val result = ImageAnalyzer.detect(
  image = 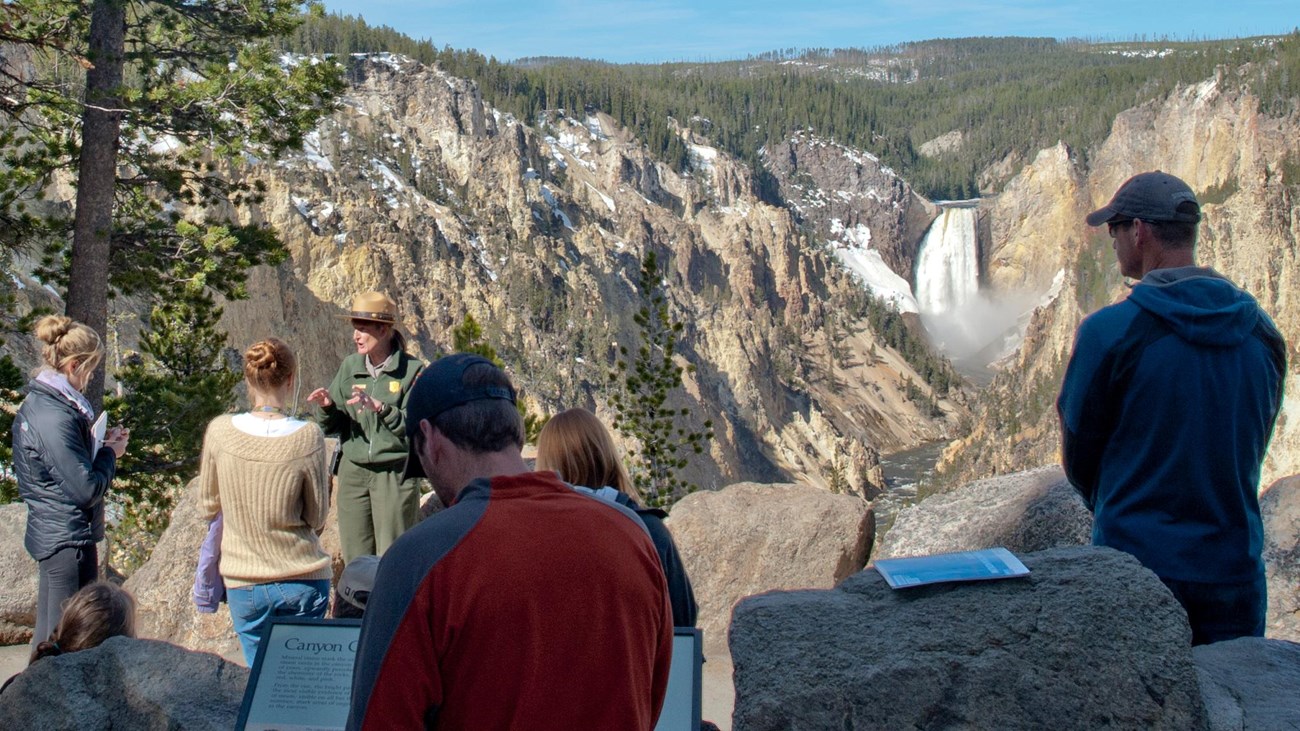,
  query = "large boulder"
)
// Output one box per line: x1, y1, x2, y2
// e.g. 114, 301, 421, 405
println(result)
0, 637, 247, 729
877, 465, 1091, 559
0, 504, 37, 643
667, 482, 873, 657
123, 480, 242, 657
1260, 474, 1300, 642
1195, 637, 1300, 731
730, 546, 1207, 730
